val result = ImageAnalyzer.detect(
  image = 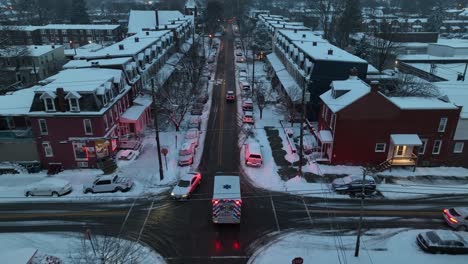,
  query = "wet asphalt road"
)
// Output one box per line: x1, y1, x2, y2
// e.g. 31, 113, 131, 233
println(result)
0, 25, 467, 264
